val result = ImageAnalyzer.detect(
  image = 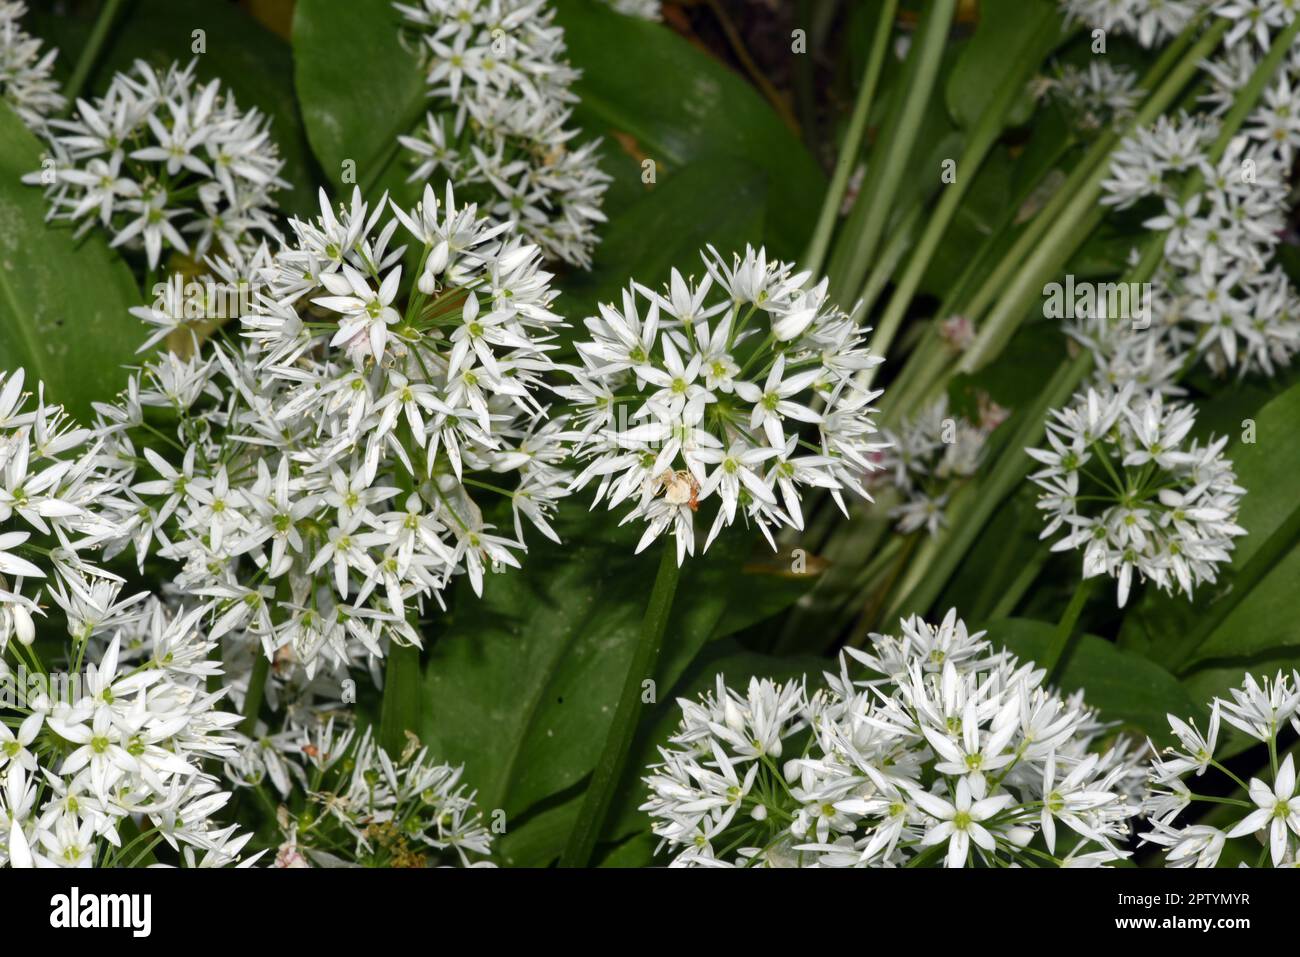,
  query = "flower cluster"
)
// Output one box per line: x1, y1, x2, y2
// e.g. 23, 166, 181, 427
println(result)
89, 184, 571, 677
27, 59, 286, 269
1143, 671, 1300, 867
393, 0, 610, 267
1027, 385, 1245, 607
643, 611, 1144, 867
1083, 25, 1300, 383
873, 394, 1006, 537
1045, 61, 1139, 133
561, 247, 887, 563
0, 371, 253, 868
0, 1, 62, 135
601, 0, 662, 18
265, 728, 493, 868
1059, 0, 1204, 49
